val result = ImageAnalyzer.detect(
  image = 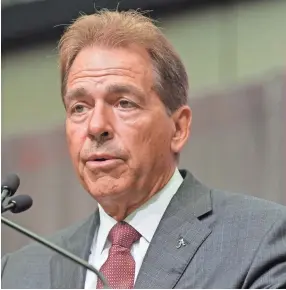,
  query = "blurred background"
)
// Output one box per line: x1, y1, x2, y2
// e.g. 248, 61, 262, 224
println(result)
2, 0, 286, 254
